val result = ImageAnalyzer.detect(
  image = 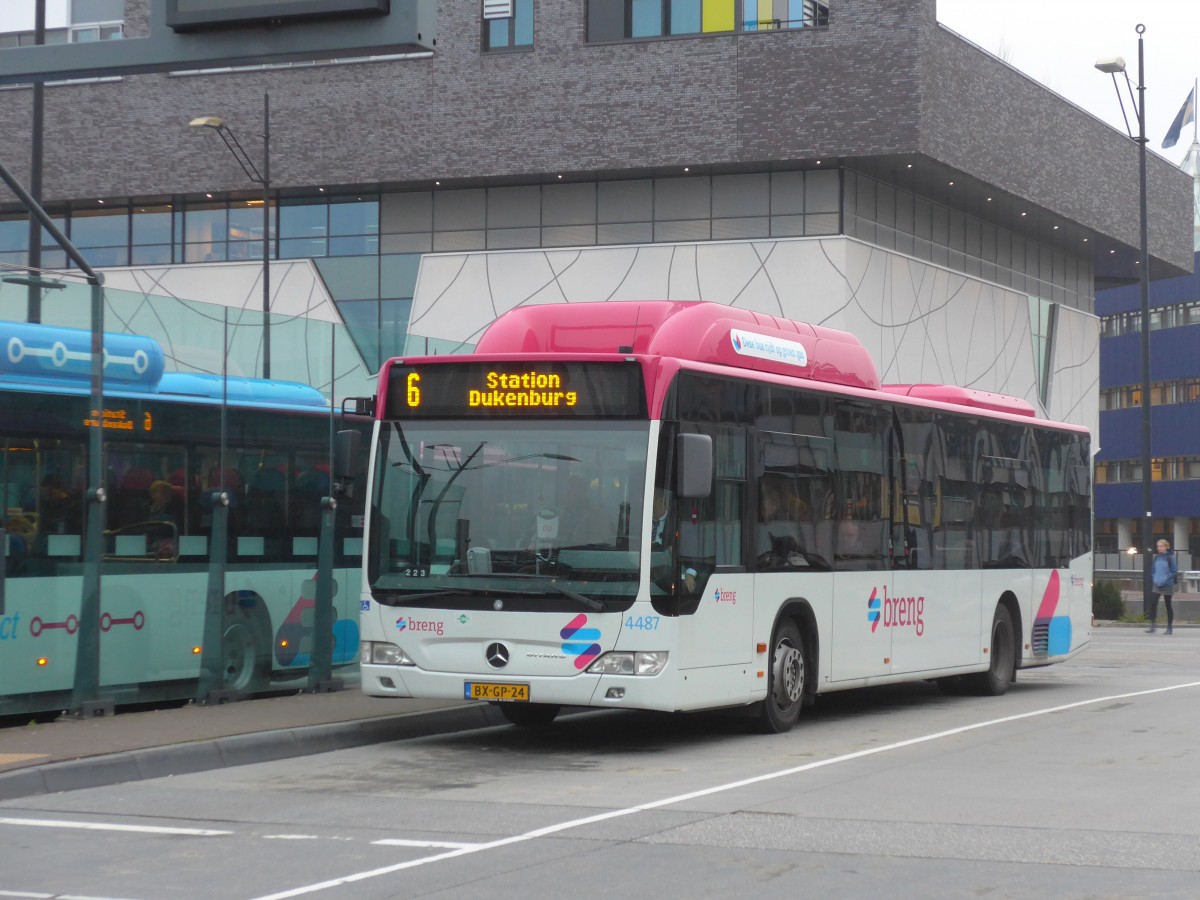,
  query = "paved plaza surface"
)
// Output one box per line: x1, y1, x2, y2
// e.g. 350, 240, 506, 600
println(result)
0, 622, 1191, 800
